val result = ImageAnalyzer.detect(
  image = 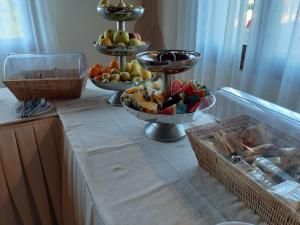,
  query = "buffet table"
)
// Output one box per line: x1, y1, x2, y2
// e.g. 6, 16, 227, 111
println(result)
0, 84, 267, 225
